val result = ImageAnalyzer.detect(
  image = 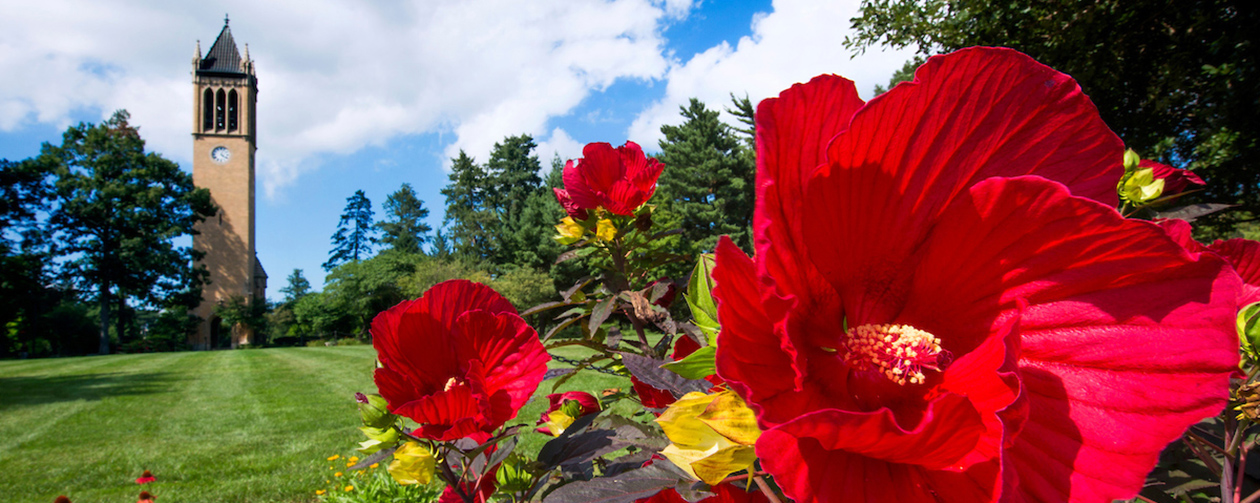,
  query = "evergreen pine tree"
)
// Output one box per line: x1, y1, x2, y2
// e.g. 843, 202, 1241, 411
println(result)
376, 183, 431, 255
279, 269, 311, 304
656, 99, 755, 255
323, 190, 376, 271
441, 151, 496, 262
